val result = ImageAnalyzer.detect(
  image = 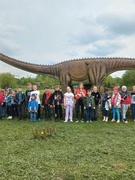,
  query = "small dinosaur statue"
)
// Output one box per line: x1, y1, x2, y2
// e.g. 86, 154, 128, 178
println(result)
0, 53, 135, 91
